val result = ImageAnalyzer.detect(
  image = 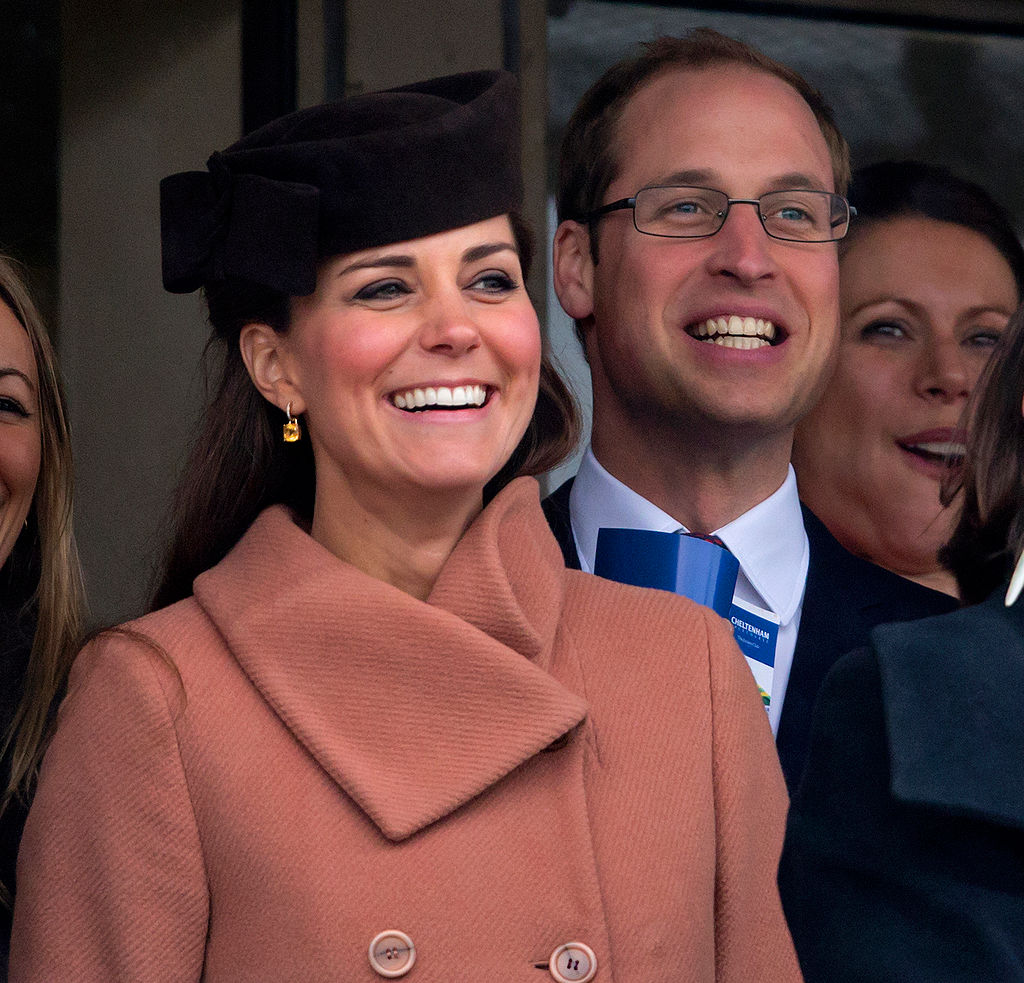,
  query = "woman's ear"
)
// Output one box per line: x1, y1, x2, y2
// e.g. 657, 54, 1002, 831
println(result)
238, 323, 305, 415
